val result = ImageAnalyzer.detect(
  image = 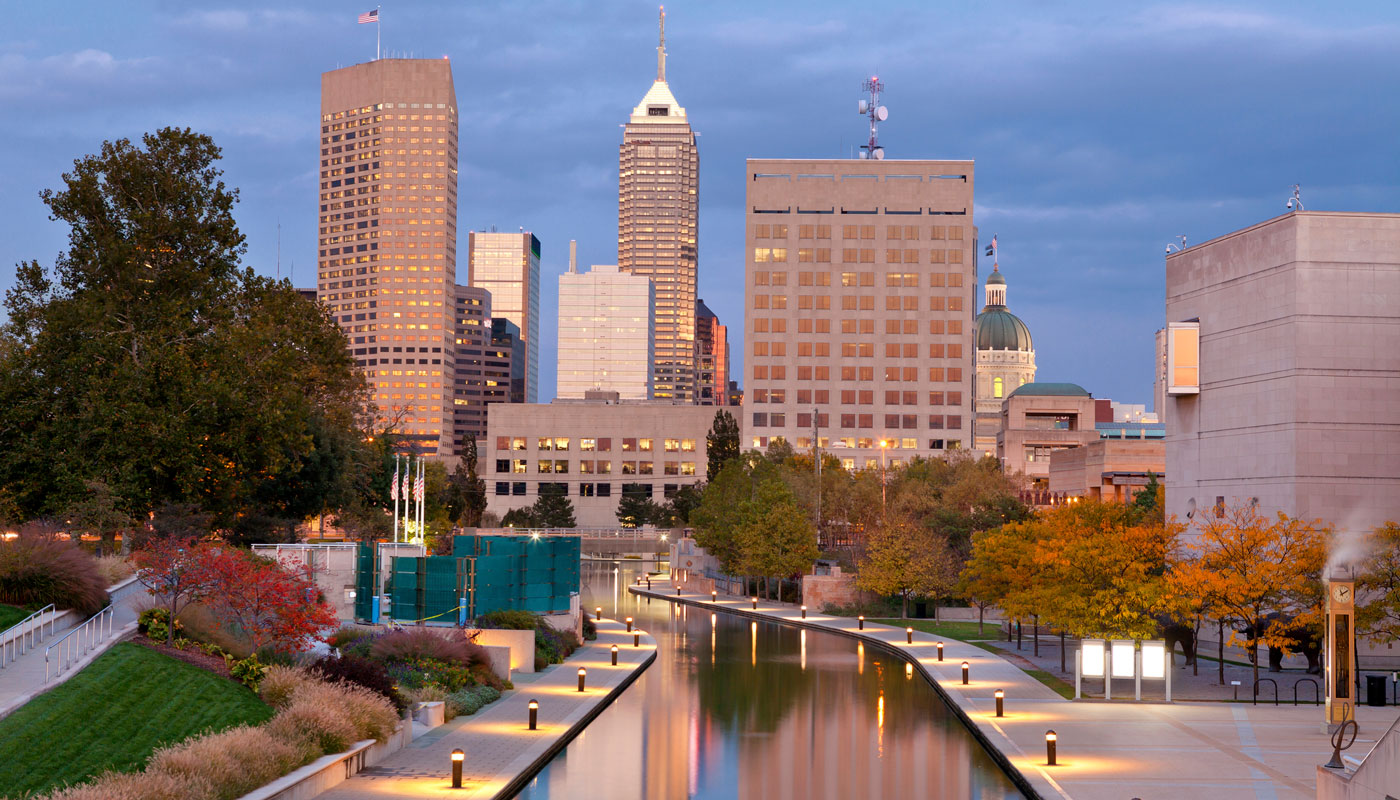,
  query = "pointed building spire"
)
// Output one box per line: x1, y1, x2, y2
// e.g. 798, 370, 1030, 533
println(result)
657, 6, 667, 81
